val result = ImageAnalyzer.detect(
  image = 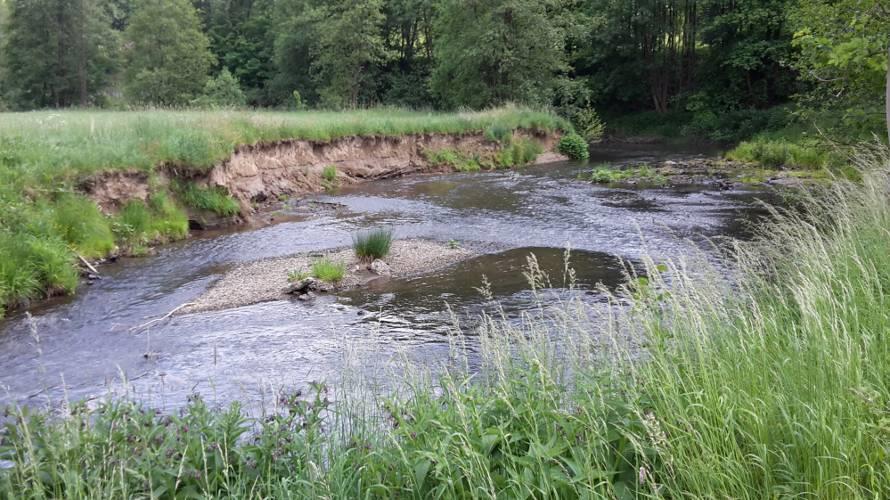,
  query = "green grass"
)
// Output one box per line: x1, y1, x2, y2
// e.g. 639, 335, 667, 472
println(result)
287, 267, 311, 283
322, 165, 337, 182
585, 164, 668, 186
352, 228, 394, 262
113, 195, 189, 252
174, 181, 240, 217
310, 258, 346, 283
423, 138, 542, 172
422, 148, 482, 172
3, 151, 890, 496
